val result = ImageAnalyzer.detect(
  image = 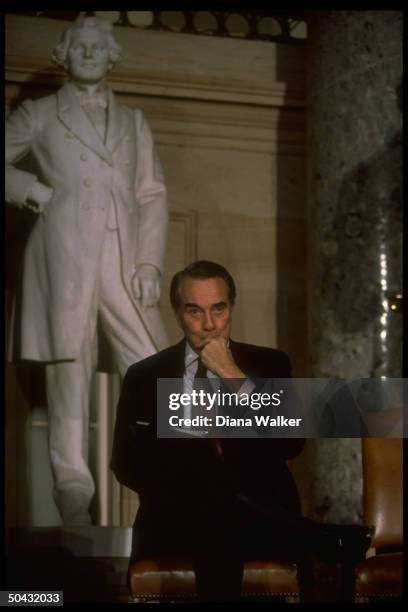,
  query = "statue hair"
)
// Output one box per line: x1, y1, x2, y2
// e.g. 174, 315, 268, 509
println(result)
51, 15, 122, 67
